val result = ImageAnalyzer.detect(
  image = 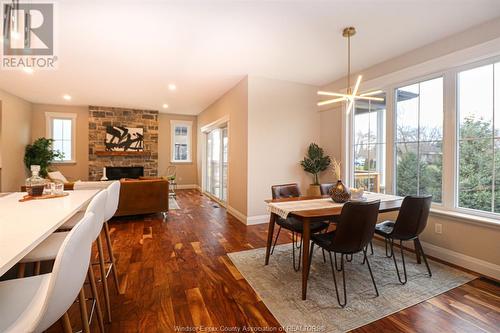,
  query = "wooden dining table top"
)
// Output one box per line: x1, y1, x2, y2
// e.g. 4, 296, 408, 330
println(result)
265, 194, 403, 218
